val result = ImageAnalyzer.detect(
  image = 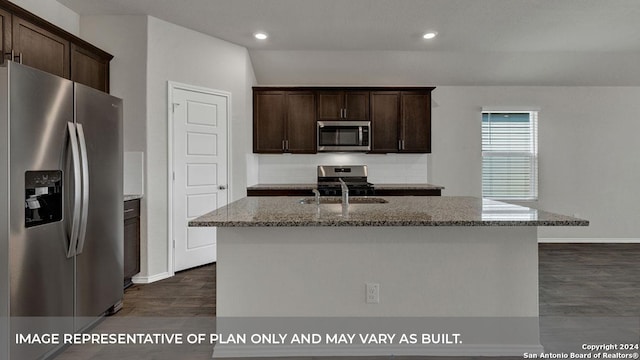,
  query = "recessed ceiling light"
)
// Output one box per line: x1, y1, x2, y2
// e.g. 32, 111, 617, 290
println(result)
254, 32, 268, 40
423, 32, 438, 40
